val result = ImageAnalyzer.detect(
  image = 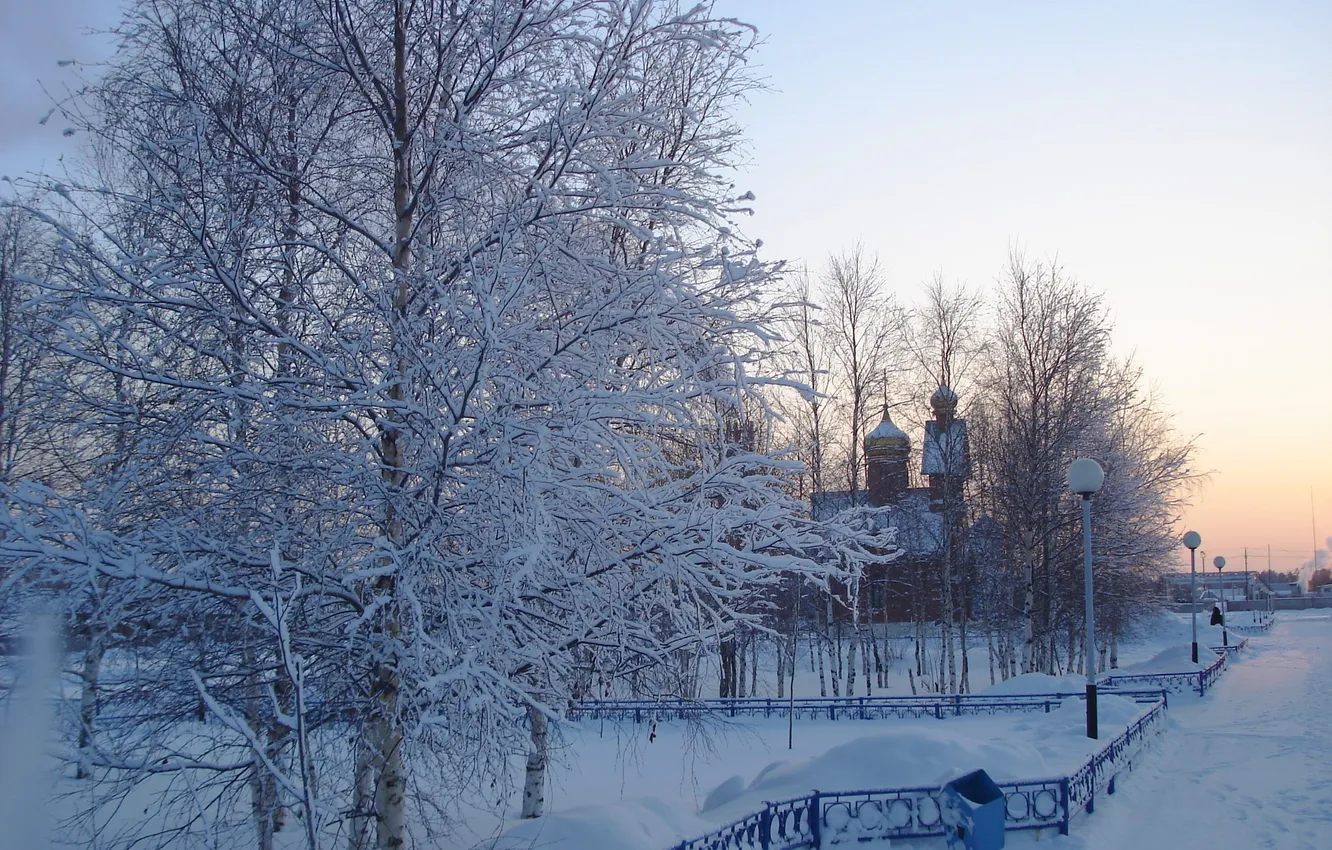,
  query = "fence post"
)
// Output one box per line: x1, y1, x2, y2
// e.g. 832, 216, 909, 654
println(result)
760, 802, 772, 850
809, 791, 821, 846
1058, 779, 1070, 835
